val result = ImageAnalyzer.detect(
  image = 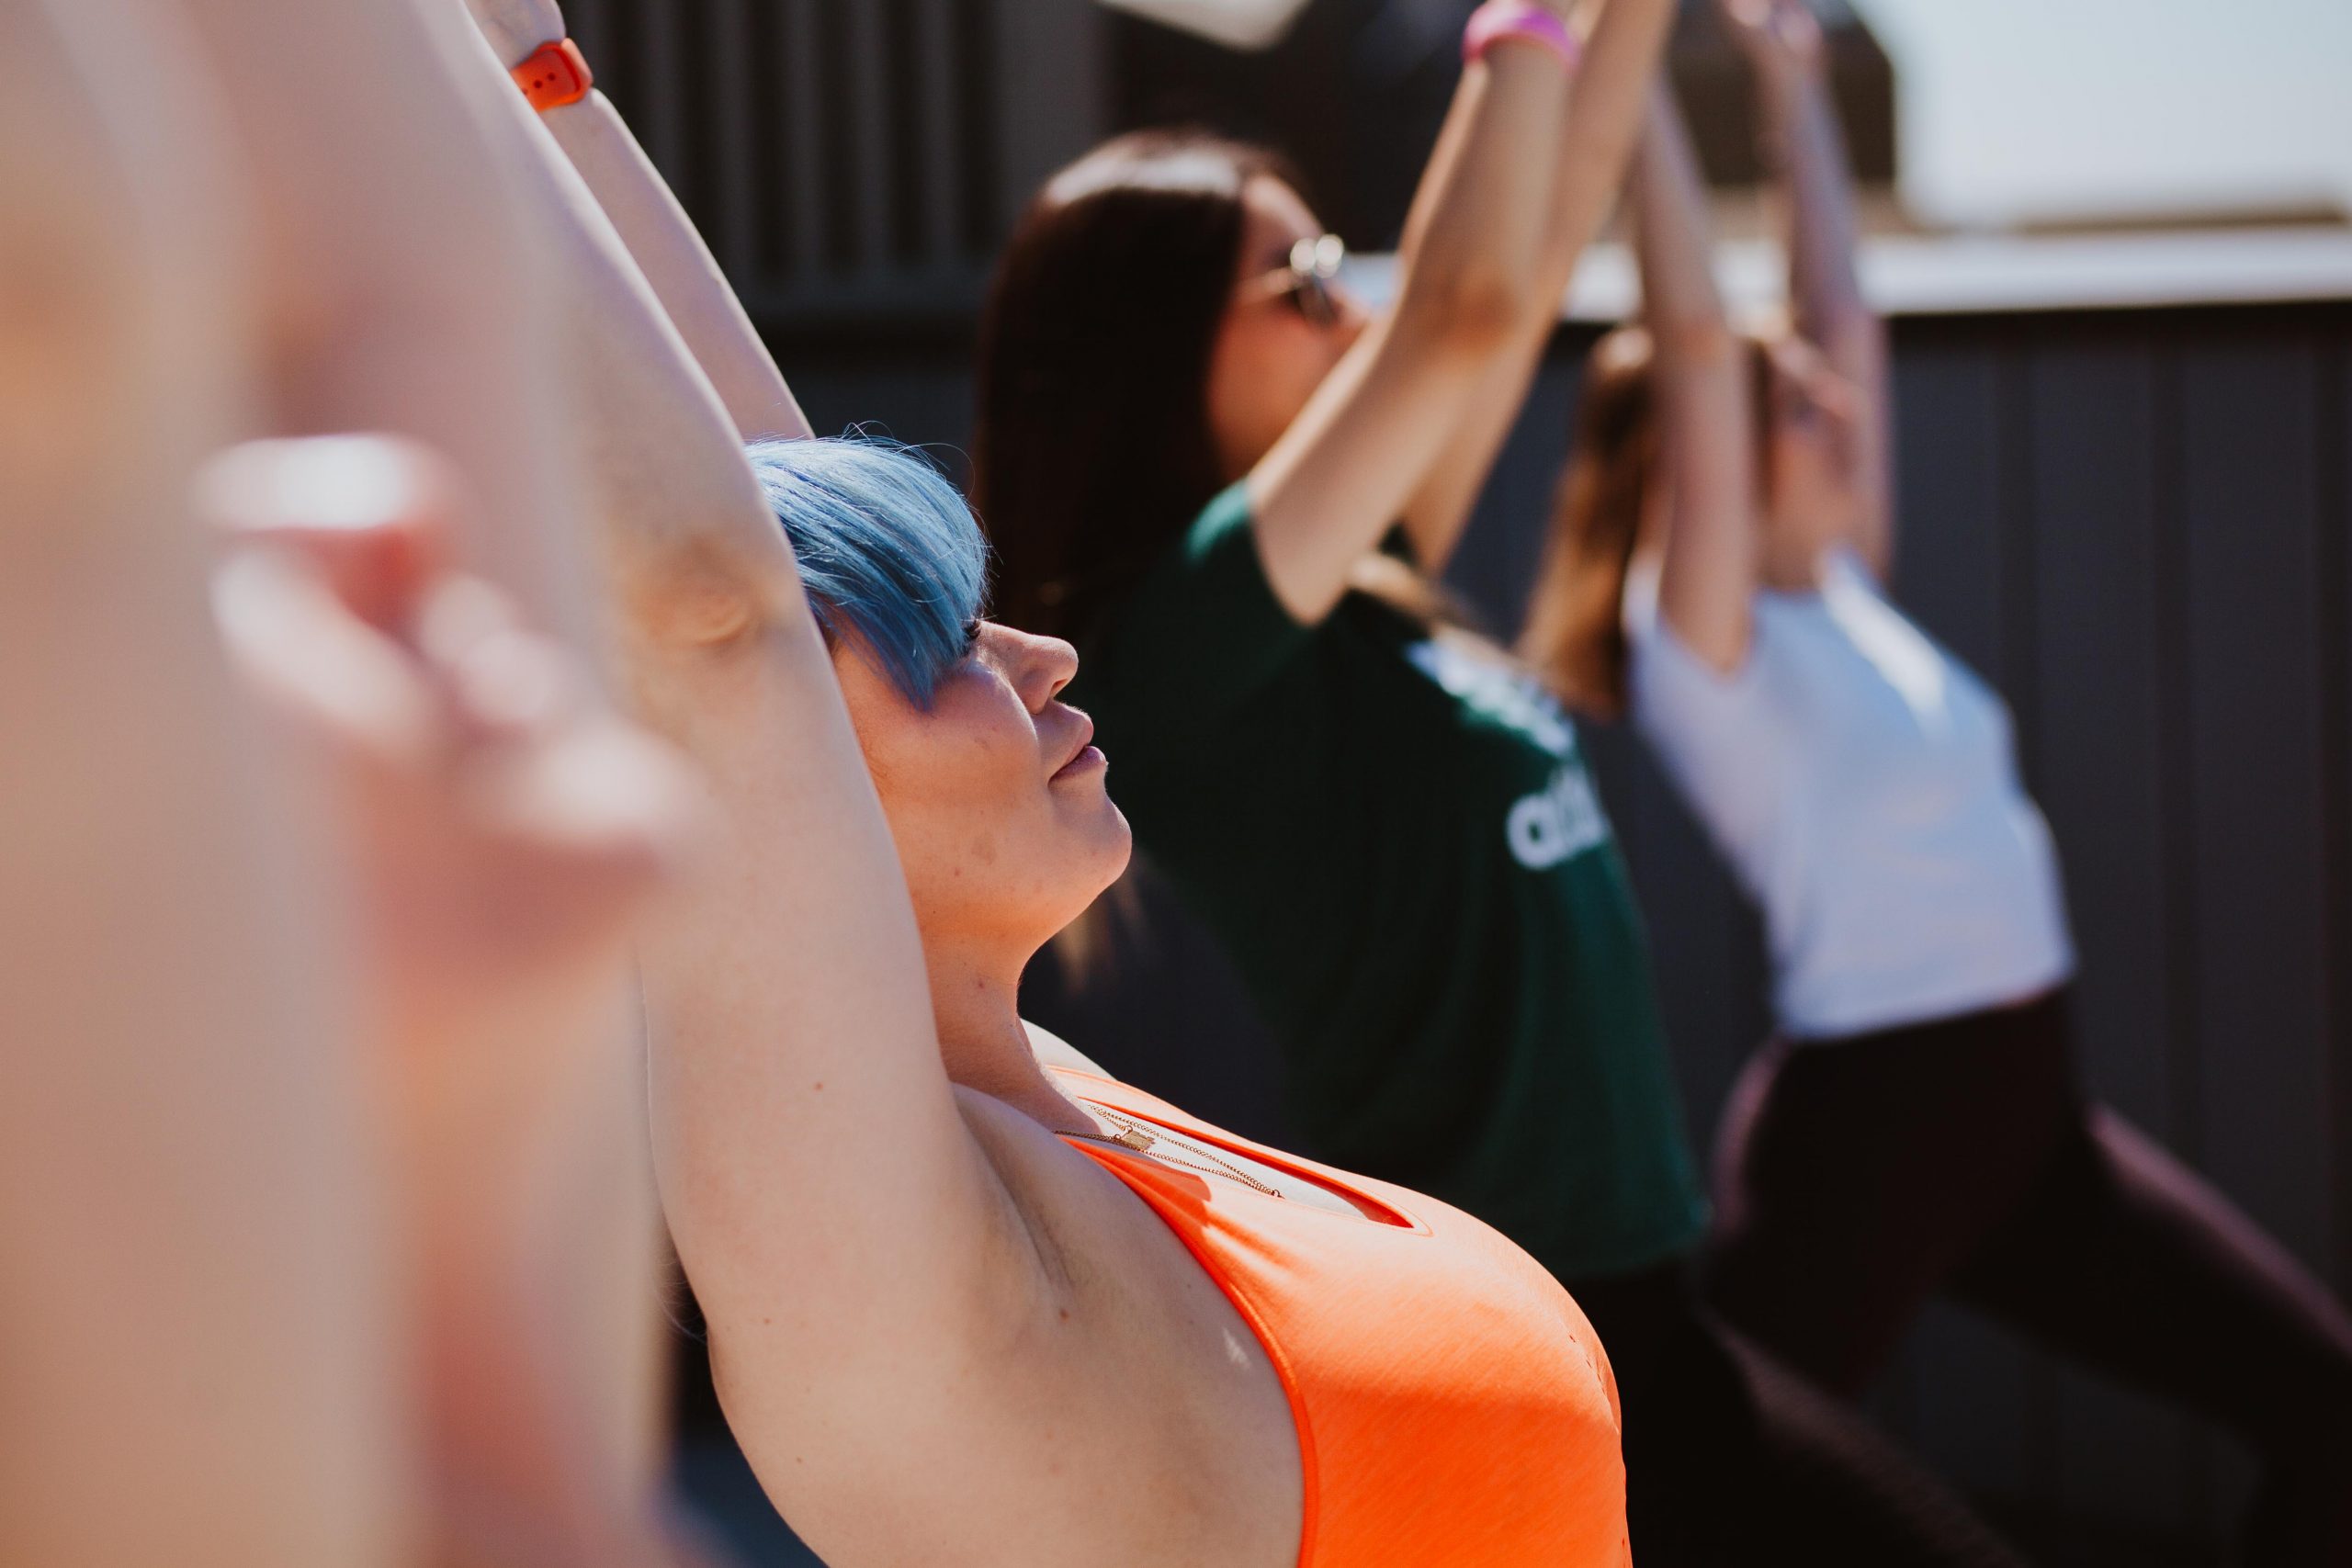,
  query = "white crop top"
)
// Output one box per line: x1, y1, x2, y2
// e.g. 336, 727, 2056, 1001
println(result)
1626, 552, 2074, 1039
